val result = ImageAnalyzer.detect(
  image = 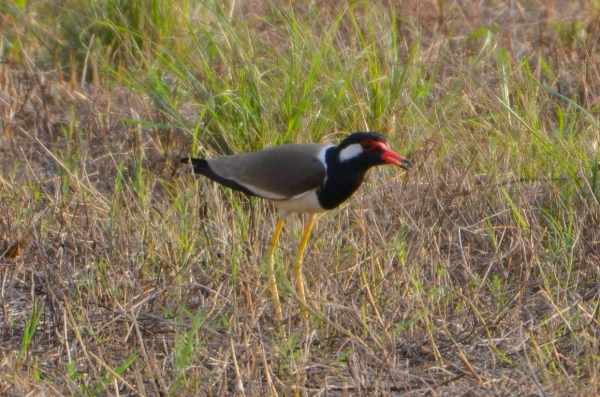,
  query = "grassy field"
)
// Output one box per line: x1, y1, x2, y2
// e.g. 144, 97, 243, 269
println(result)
1, 0, 600, 395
